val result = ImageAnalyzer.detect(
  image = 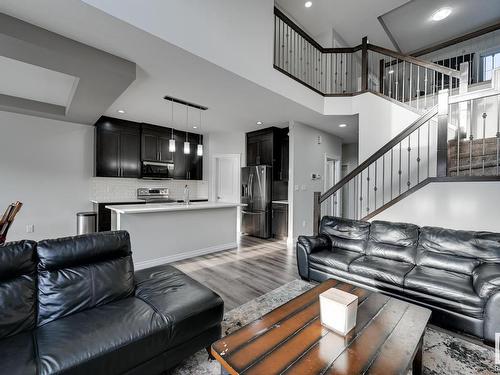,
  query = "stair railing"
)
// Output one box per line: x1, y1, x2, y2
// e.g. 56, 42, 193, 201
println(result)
313, 66, 500, 233
274, 7, 460, 111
